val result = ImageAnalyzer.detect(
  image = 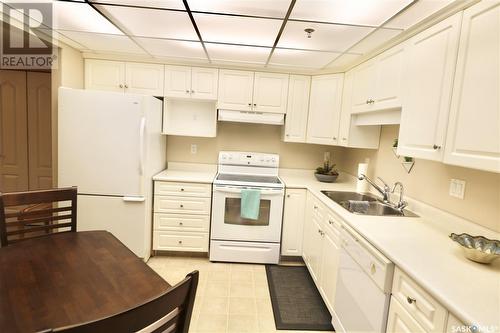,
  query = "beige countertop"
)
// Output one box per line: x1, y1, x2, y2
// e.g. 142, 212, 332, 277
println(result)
279, 168, 500, 330
153, 162, 217, 184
